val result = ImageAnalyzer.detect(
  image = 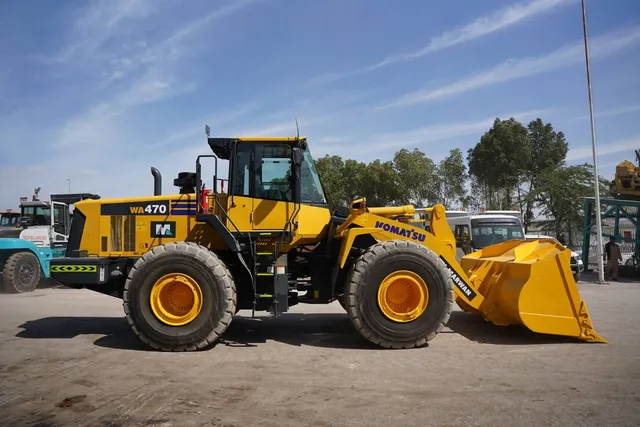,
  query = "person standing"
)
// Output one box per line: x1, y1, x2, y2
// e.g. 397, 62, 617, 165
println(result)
604, 236, 623, 281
